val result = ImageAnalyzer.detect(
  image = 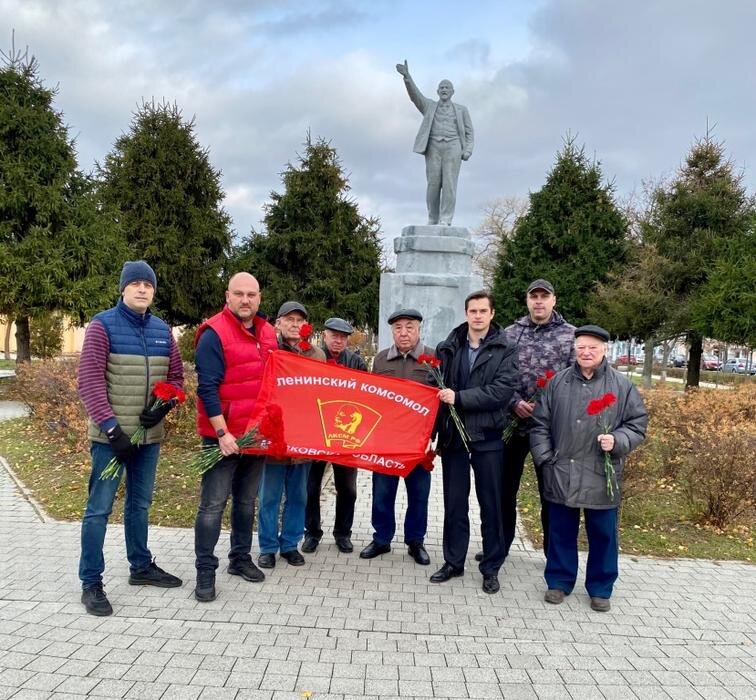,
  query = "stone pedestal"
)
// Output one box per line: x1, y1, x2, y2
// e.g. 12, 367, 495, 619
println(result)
378, 225, 483, 350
